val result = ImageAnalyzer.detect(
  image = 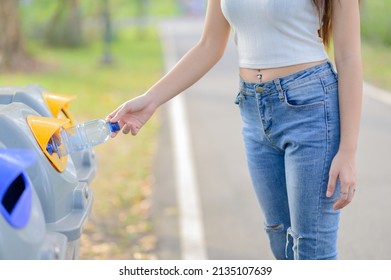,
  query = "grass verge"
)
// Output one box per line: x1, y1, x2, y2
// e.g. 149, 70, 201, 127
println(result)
362, 41, 391, 92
